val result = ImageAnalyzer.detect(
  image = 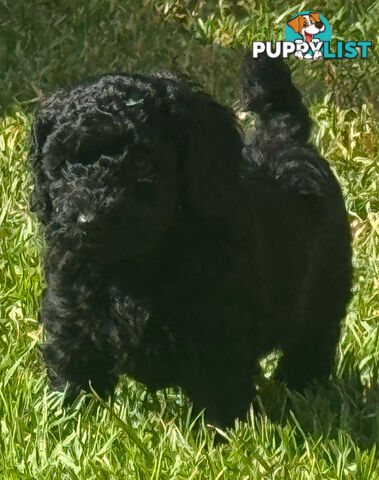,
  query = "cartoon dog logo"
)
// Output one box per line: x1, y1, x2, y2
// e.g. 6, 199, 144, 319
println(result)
287, 12, 326, 60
